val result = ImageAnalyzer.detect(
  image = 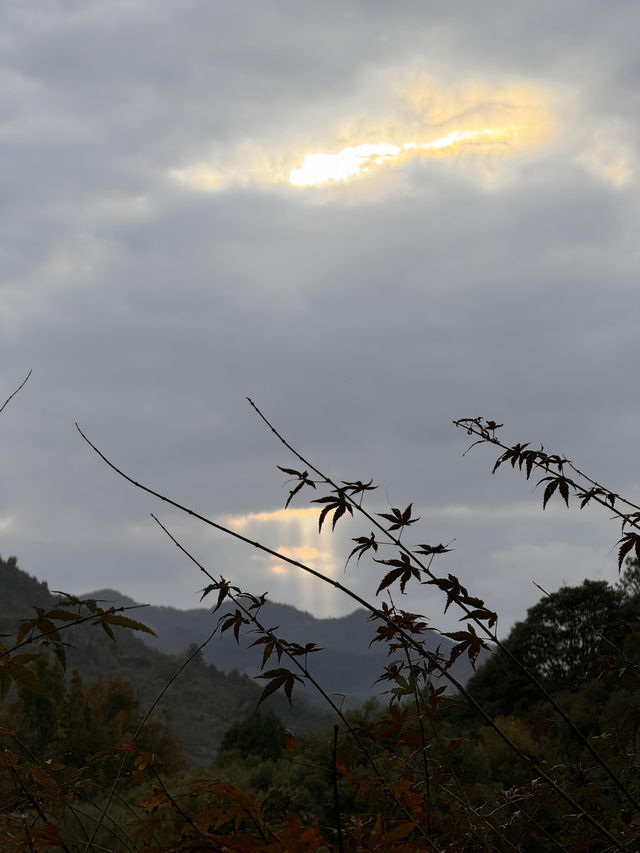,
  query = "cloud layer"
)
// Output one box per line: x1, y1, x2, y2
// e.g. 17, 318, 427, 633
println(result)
1, 2, 639, 636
